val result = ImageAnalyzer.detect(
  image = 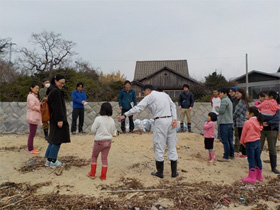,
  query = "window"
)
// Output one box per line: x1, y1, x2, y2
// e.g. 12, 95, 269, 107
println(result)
251, 86, 260, 99
249, 84, 280, 99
